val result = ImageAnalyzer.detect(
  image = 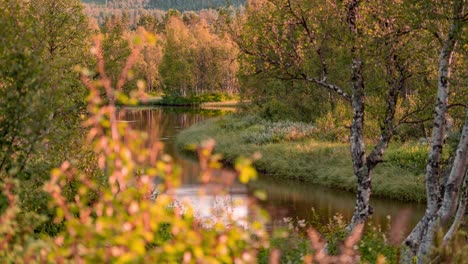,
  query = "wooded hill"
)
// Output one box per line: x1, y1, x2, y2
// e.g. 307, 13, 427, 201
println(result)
81, 0, 245, 11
